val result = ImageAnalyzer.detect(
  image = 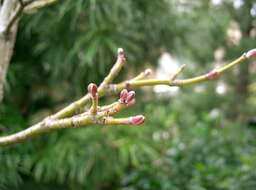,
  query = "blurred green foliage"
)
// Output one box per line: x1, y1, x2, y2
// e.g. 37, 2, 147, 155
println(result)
1, 0, 256, 189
